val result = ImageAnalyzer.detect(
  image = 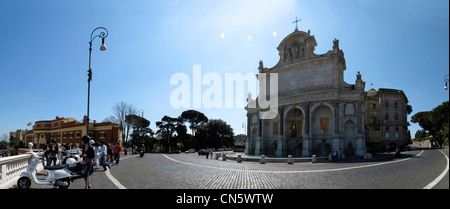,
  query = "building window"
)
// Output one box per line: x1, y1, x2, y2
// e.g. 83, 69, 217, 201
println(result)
57, 133, 61, 139
40, 134, 45, 139
385, 114, 389, 120
63, 133, 67, 138
395, 102, 398, 109
321, 118, 328, 133
385, 101, 389, 108
372, 104, 376, 110
395, 114, 399, 120
69, 132, 74, 138
395, 132, 399, 140
371, 117, 376, 124
99, 132, 106, 138
76, 132, 81, 138
273, 122, 278, 136
385, 132, 390, 140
